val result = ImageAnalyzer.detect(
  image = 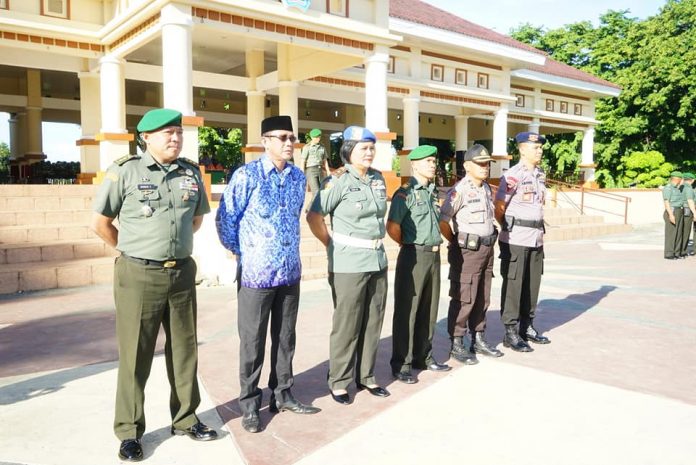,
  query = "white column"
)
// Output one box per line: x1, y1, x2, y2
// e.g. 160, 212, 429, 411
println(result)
245, 90, 266, 163
8, 113, 19, 159
580, 126, 596, 184
400, 94, 419, 176
25, 69, 44, 157
491, 106, 509, 178
98, 55, 130, 170
528, 118, 540, 134
365, 46, 391, 171
160, 3, 193, 116
454, 115, 469, 151
78, 71, 102, 174
278, 81, 299, 134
